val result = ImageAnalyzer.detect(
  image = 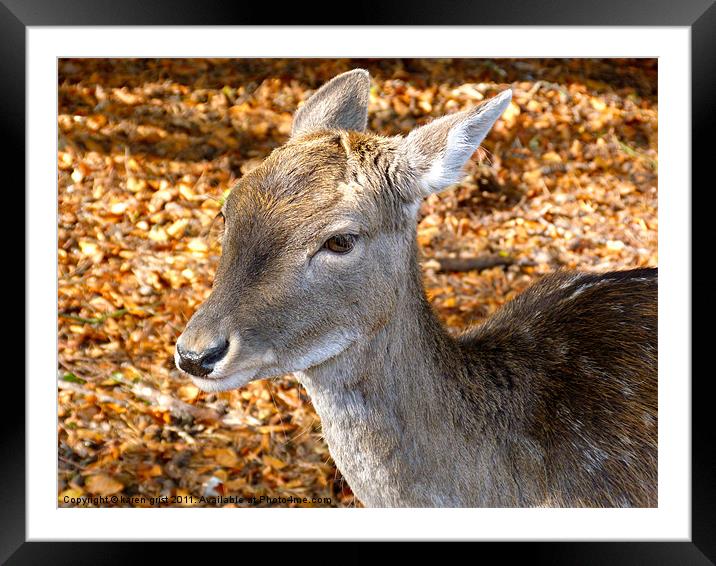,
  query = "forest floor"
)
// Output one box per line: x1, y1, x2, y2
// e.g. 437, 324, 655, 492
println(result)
58, 58, 658, 507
